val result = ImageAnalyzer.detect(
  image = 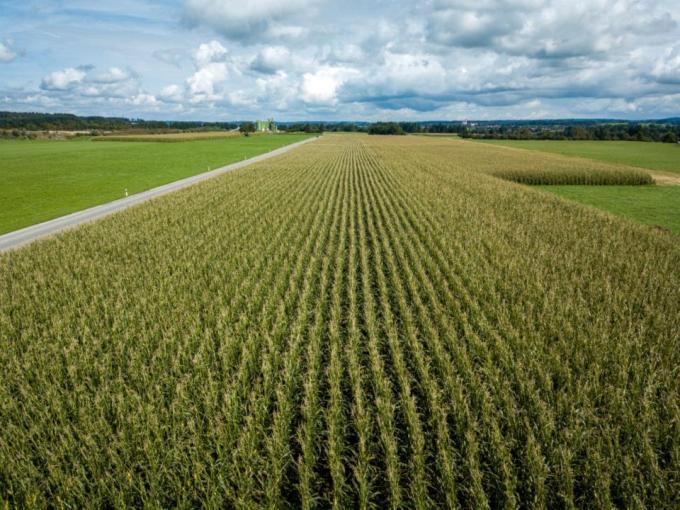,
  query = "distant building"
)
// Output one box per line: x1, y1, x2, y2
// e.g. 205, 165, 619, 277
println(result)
256, 118, 277, 132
